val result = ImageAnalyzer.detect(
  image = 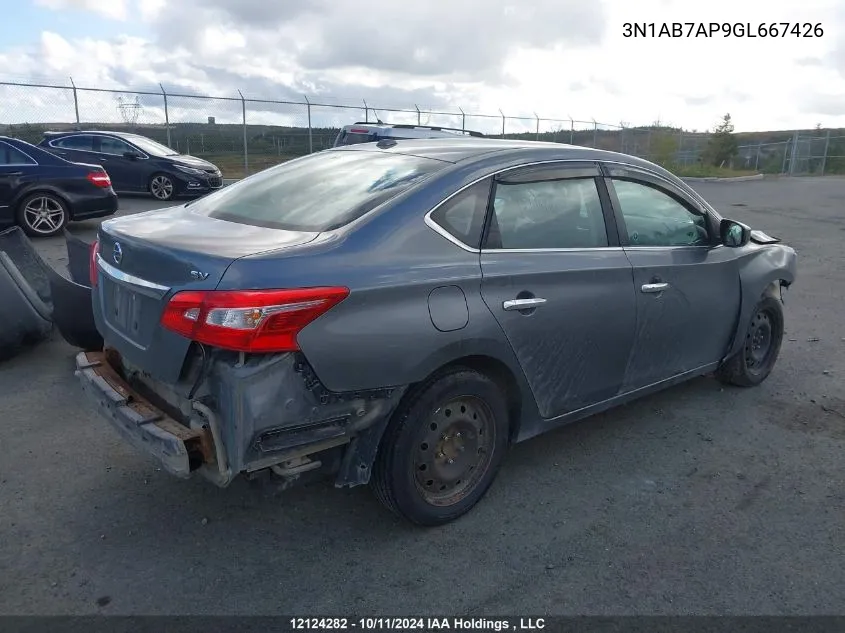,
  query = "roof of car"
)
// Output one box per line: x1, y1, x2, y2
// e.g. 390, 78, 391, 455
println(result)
332, 137, 666, 173
43, 130, 139, 138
